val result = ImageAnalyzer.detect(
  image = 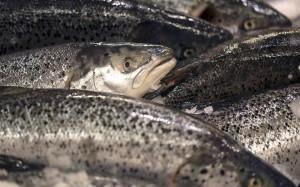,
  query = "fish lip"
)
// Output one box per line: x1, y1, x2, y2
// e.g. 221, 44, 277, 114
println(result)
146, 56, 177, 89
149, 54, 175, 73
132, 54, 176, 90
